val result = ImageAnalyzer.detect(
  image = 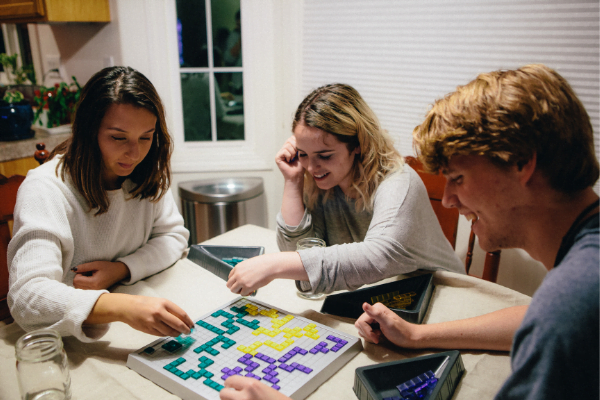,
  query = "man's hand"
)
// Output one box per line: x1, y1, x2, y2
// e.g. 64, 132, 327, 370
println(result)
355, 302, 419, 347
